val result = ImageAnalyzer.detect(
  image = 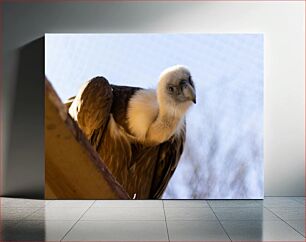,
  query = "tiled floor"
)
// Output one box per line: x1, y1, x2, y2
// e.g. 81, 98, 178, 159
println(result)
0, 197, 304, 241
